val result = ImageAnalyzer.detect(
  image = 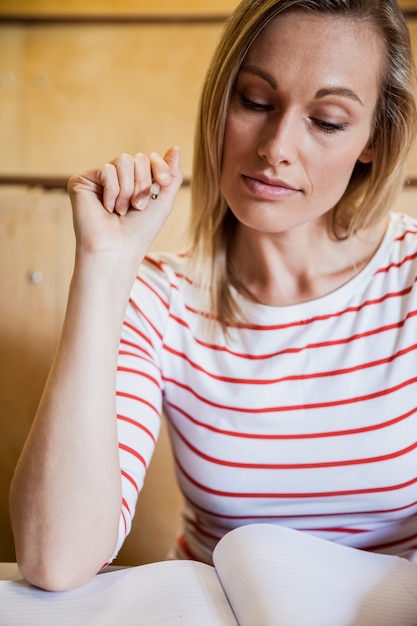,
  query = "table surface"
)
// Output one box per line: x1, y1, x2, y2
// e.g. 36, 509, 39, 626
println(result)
0, 562, 21, 581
